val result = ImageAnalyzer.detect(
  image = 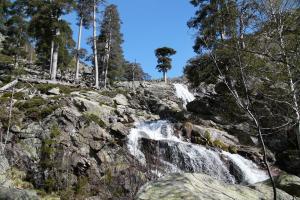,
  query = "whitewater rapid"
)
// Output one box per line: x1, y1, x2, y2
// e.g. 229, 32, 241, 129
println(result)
173, 83, 195, 108
127, 120, 269, 184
